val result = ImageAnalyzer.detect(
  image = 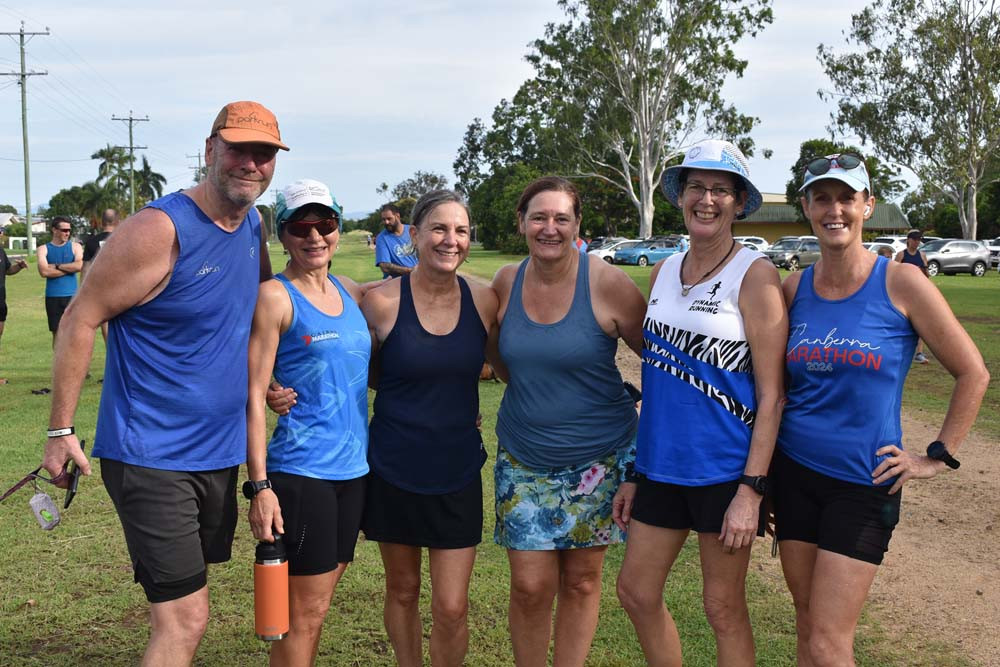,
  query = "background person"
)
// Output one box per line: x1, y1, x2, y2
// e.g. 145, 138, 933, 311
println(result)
0, 227, 29, 384
374, 203, 419, 278
894, 229, 931, 364
81, 208, 118, 343
41, 100, 286, 667
247, 179, 369, 667
490, 176, 646, 666
774, 153, 988, 666
36, 217, 83, 346
360, 190, 500, 667
613, 140, 787, 667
